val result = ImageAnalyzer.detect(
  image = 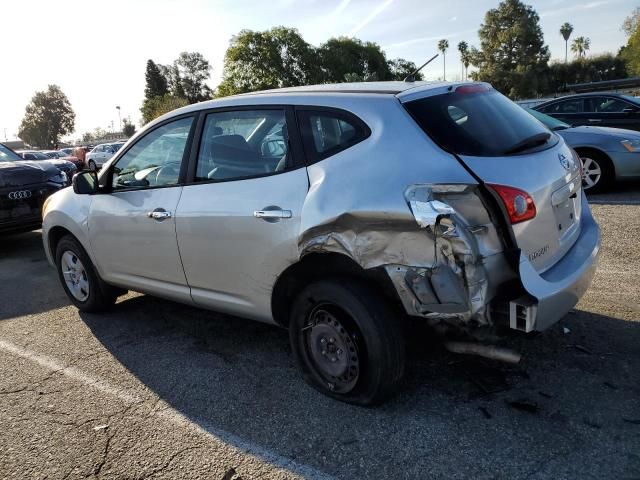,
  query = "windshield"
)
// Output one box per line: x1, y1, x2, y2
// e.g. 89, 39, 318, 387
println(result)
0, 144, 22, 162
28, 152, 51, 160
405, 86, 555, 156
525, 107, 570, 130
